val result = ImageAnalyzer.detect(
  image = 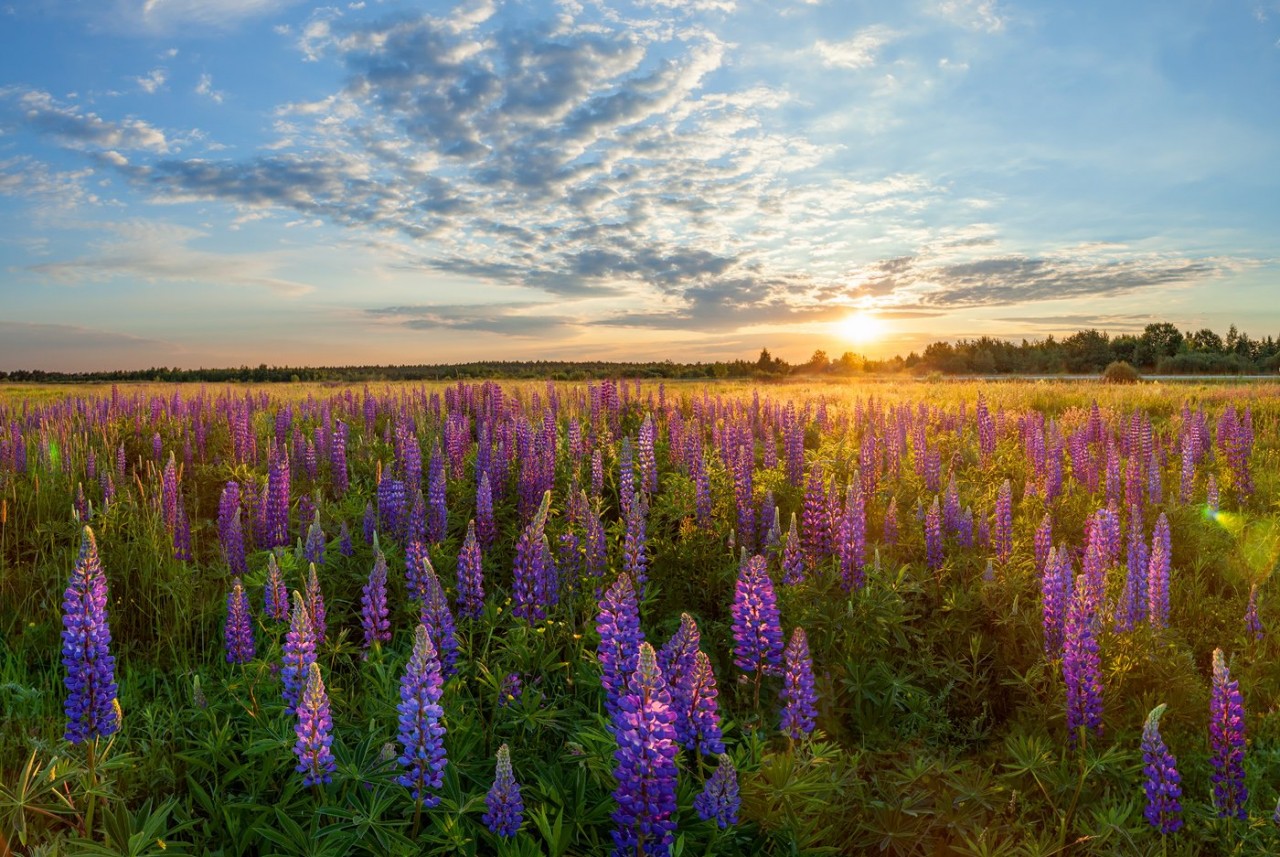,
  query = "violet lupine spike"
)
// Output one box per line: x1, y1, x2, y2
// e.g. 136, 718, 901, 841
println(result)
362, 501, 376, 545
405, 540, 431, 603
267, 450, 291, 548
1116, 521, 1149, 633
780, 627, 818, 740
597, 573, 644, 721
801, 465, 831, 572
1034, 512, 1052, 574
732, 554, 784, 679
1209, 648, 1248, 820
406, 489, 427, 548
62, 526, 119, 744
1141, 704, 1182, 834
483, 743, 523, 838
173, 504, 192, 562
1147, 535, 1171, 630
609, 641, 679, 857
512, 491, 554, 622
338, 520, 353, 558
456, 520, 485, 621
397, 624, 448, 805
161, 452, 179, 534
224, 577, 255, 664
1245, 584, 1263, 641
883, 496, 898, 547
993, 480, 1012, 564
694, 754, 740, 829
659, 613, 700, 747
839, 483, 866, 592
293, 661, 336, 787
282, 590, 318, 715
417, 560, 458, 678
218, 482, 247, 576
305, 562, 328, 644
475, 472, 496, 550
264, 553, 289, 623
303, 512, 325, 567
360, 549, 392, 655
693, 455, 712, 528
686, 650, 724, 755
638, 413, 658, 494
623, 494, 650, 598
782, 513, 805, 586
1063, 573, 1103, 748
427, 444, 447, 543
924, 496, 944, 572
